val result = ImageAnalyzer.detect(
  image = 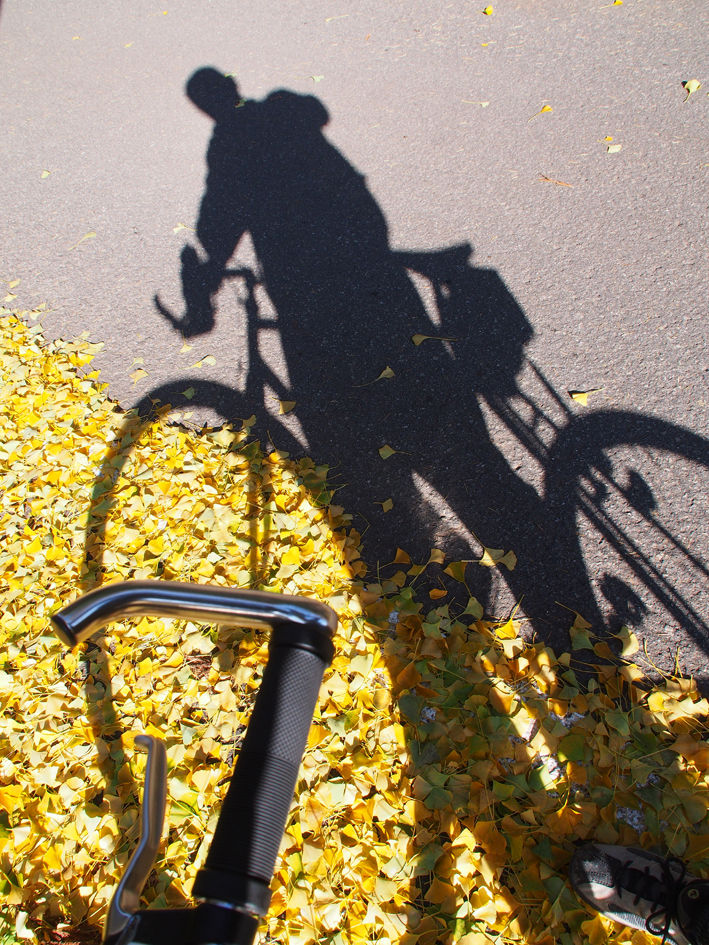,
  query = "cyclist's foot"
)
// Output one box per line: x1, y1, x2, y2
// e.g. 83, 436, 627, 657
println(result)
569, 843, 709, 944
